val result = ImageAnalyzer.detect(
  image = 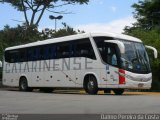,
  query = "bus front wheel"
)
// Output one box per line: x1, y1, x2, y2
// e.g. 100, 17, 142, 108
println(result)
19, 77, 32, 92
84, 75, 98, 95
